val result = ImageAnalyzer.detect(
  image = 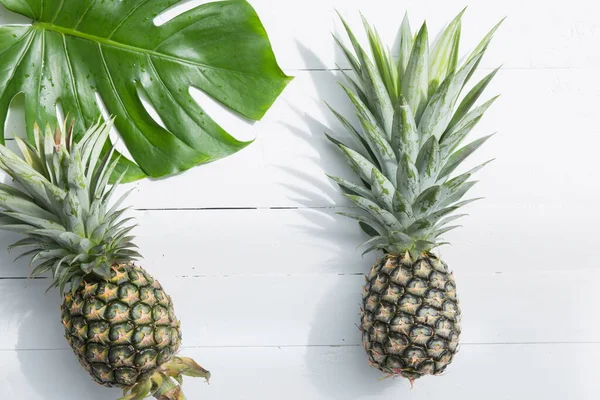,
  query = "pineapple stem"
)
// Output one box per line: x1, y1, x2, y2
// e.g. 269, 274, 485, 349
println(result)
120, 357, 210, 400
153, 356, 210, 400
153, 379, 185, 400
